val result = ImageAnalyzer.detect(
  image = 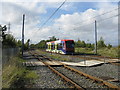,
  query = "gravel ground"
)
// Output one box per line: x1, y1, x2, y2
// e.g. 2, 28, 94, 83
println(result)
39, 50, 120, 87
70, 64, 120, 86
26, 66, 70, 88
24, 51, 120, 88
23, 51, 70, 89
54, 66, 107, 89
